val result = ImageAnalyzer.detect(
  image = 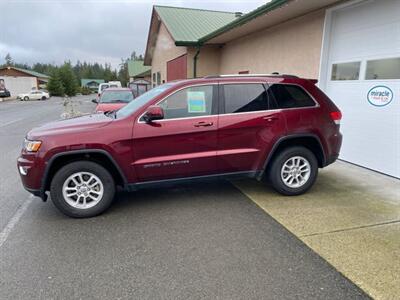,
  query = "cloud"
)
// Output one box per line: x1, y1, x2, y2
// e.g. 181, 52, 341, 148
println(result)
0, 0, 266, 69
